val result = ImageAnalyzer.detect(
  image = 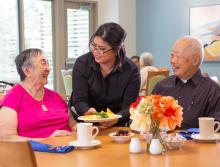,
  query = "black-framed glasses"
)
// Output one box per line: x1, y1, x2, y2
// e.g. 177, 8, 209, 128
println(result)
89, 42, 112, 55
